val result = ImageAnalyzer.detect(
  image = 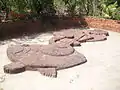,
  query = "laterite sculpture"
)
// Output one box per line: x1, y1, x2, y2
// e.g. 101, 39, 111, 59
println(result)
49, 29, 109, 46
4, 44, 87, 77
4, 29, 109, 77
